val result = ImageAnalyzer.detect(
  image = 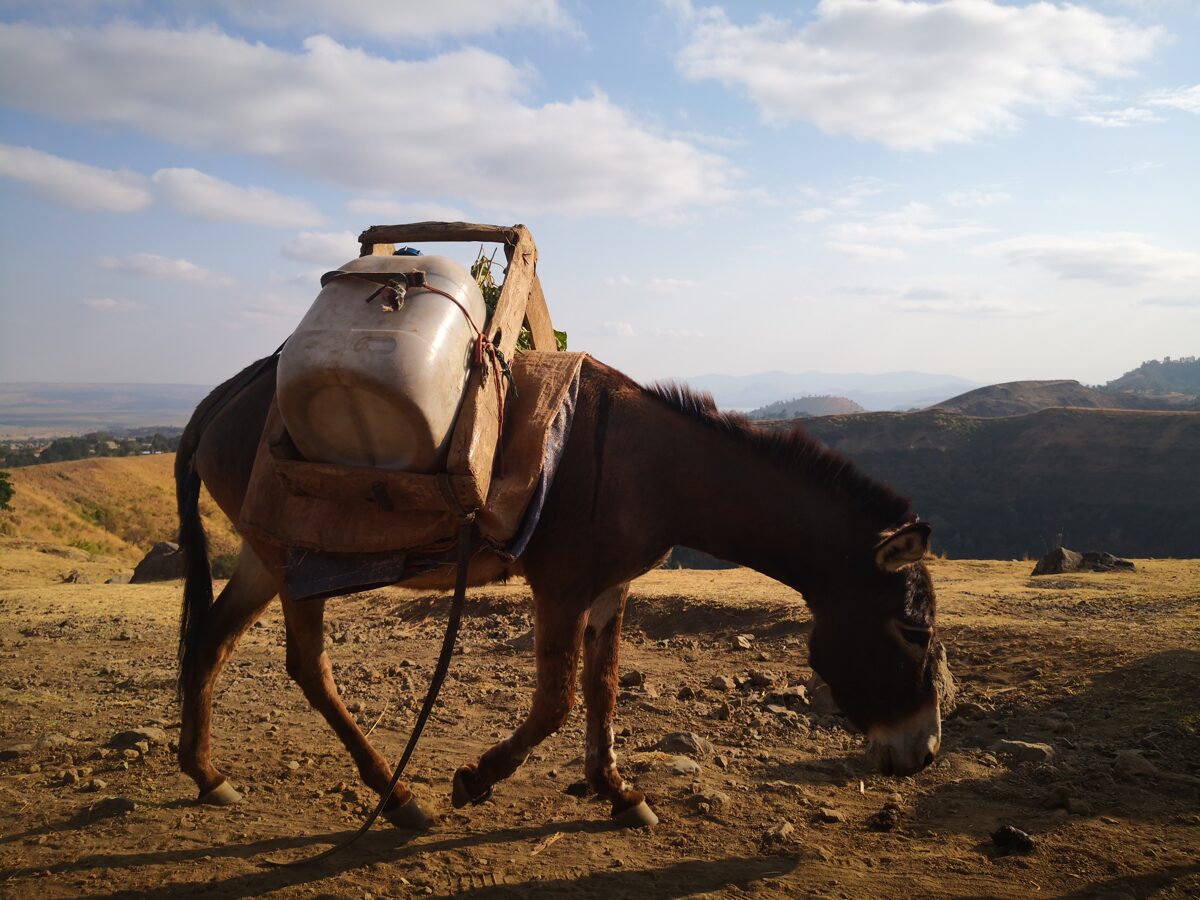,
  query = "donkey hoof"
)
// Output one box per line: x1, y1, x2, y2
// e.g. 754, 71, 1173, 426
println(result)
383, 796, 433, 831
613, 799, 658, 828
198, 780, 242, 807
451, 767, 493, 808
